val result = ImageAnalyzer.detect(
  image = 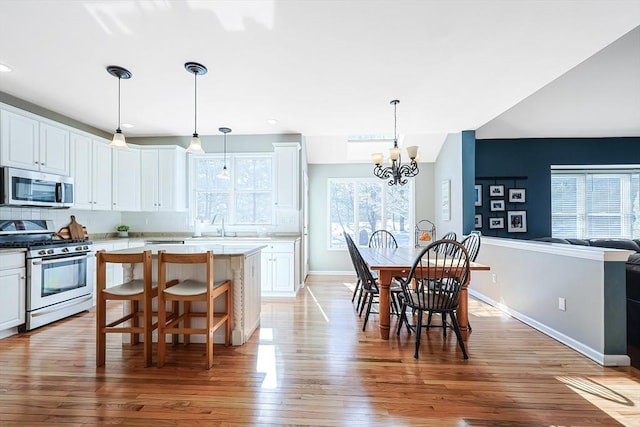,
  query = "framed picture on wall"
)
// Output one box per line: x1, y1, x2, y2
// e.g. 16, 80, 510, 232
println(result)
490, 200, 505, 211
509, 188, 526, 203
474, 185, 482, 207
507, 210, 527, 232
475, 214, 482, 229
489, 185, 504, 197
442, 180, 451, 221
488, 217, 504, 229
